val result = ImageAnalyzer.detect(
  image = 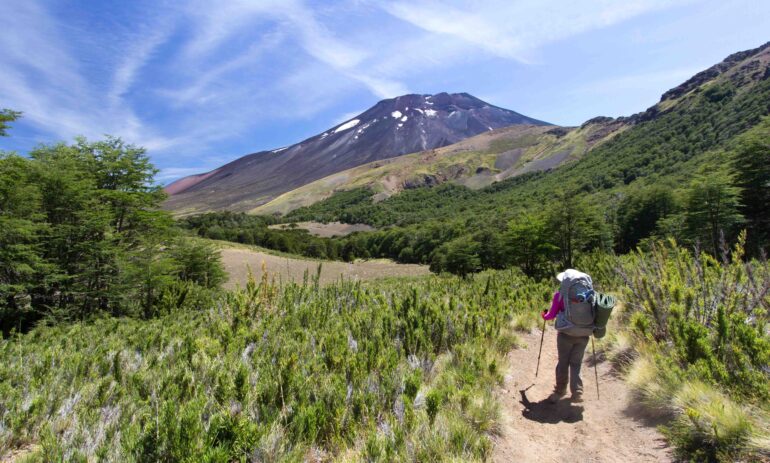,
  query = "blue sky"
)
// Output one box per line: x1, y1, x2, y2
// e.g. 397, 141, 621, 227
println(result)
1, 0, 768, 184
